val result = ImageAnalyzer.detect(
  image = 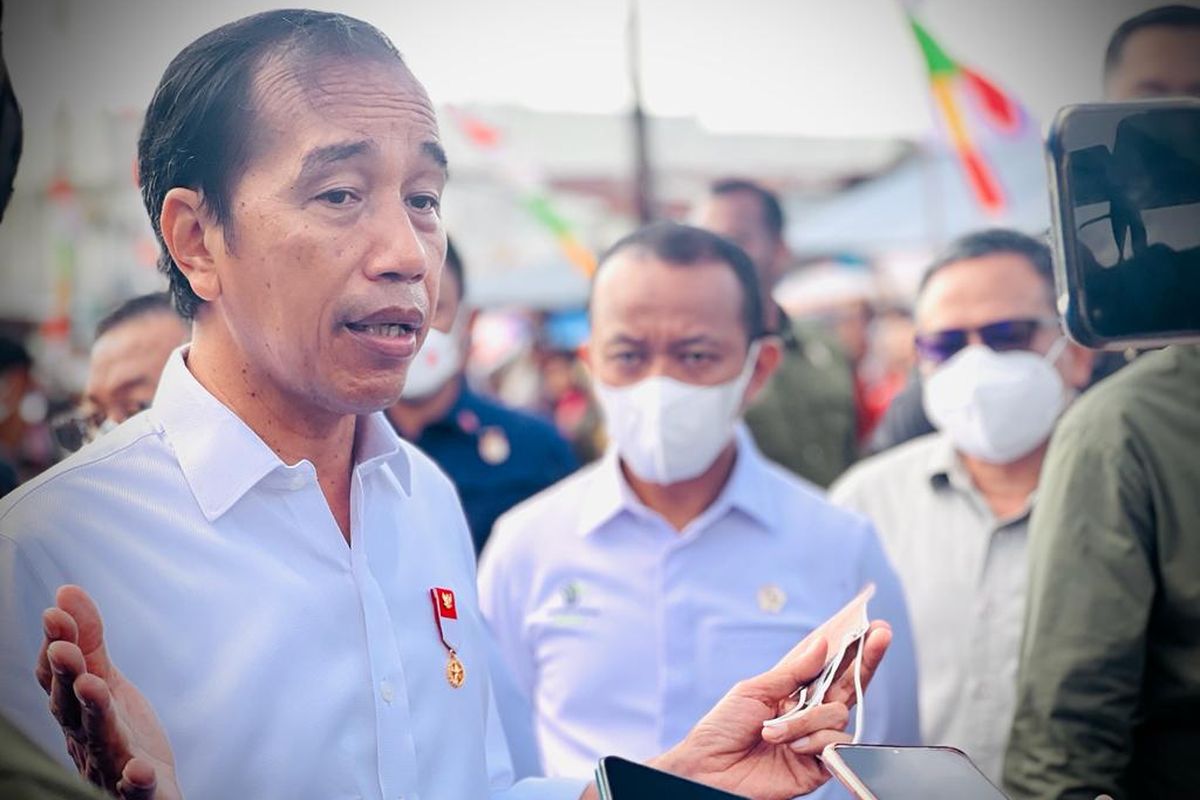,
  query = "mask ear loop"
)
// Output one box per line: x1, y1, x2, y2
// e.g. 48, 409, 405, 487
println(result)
851, 624, 866, 744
